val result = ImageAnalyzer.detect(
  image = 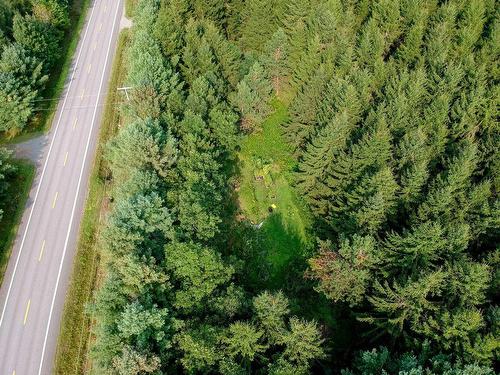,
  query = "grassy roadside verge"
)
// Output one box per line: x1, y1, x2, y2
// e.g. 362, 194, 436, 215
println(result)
0, 160, 35, 285
54, 29, 130, 375
1, 0, 90, 144
125, 0, 137, 18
